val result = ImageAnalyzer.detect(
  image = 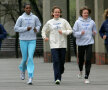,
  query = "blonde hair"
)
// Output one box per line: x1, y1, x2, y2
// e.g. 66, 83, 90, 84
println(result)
103, 9, 108, 20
